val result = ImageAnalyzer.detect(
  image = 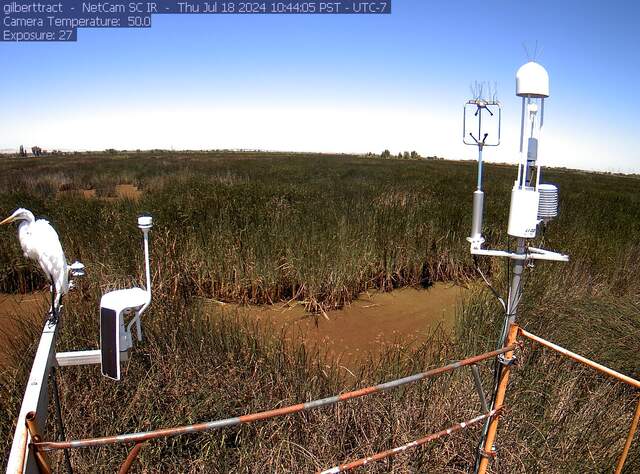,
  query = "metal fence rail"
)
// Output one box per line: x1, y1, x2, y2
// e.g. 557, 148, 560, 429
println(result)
518, 327, 640, 389
318, 408, 500, 474
9, 323, 640, 474
33, 344, 515, 453
517, 326, 640, 474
